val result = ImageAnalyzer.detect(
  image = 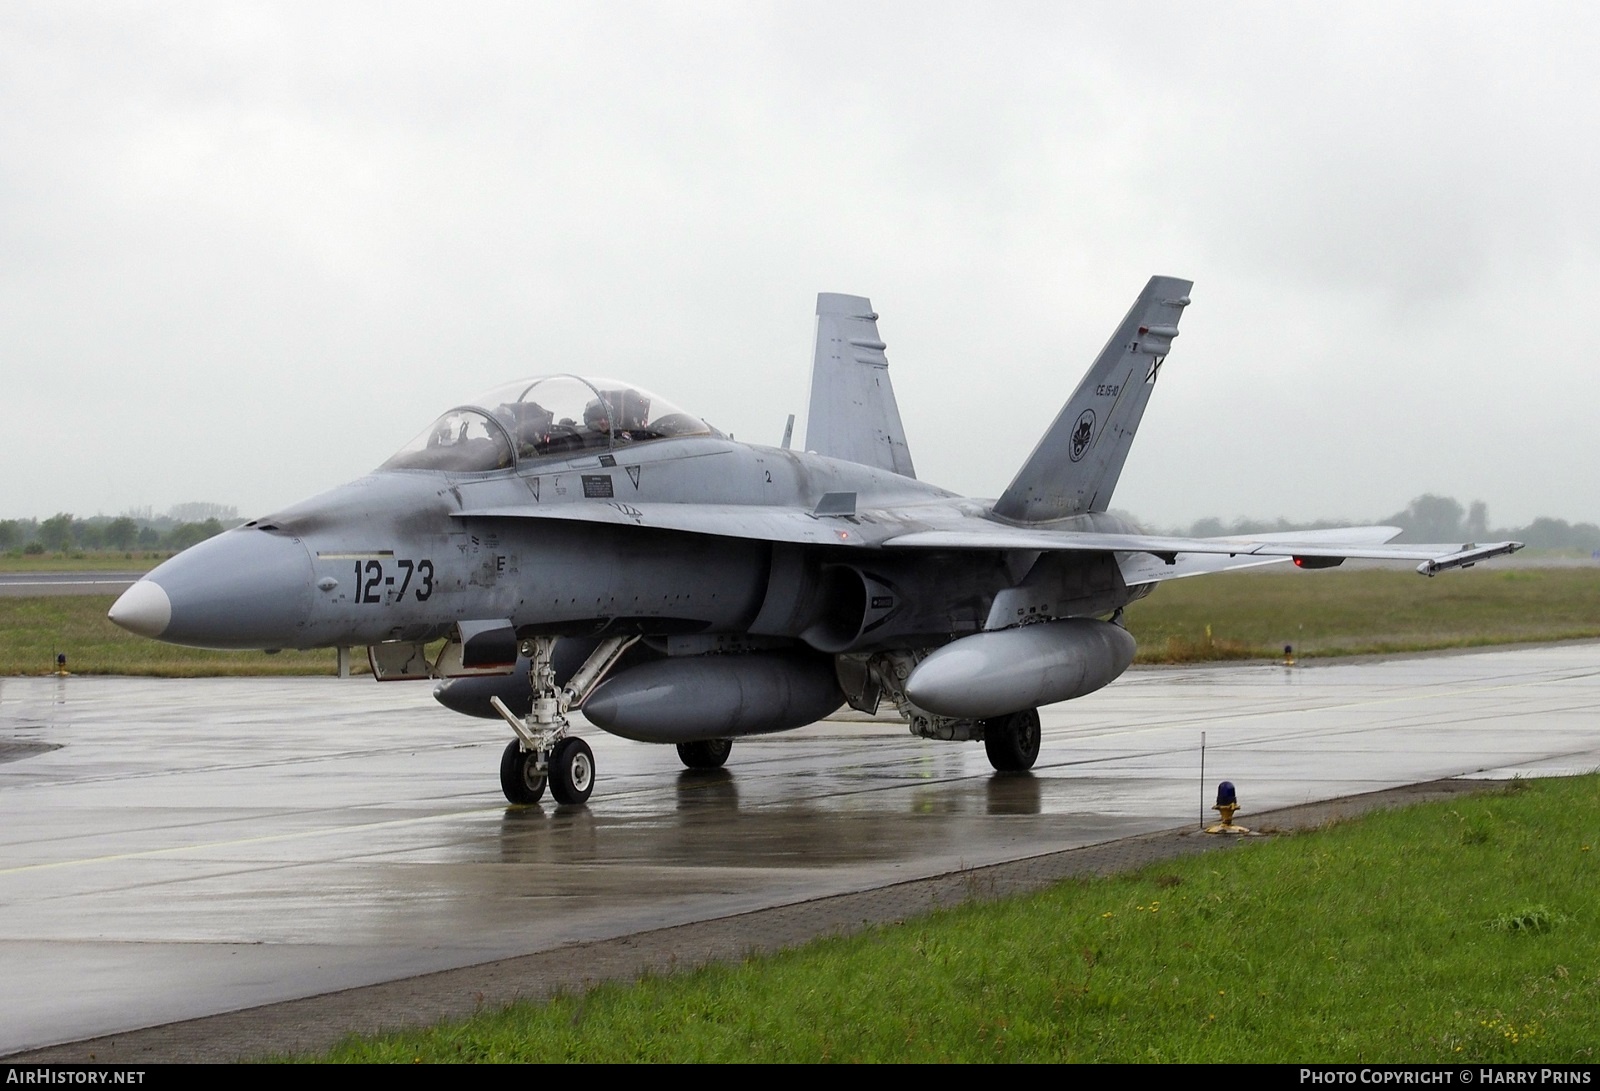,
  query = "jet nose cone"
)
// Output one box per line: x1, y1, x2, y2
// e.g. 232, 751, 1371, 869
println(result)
122, 528, 316, 648
108, 580, 173, 638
